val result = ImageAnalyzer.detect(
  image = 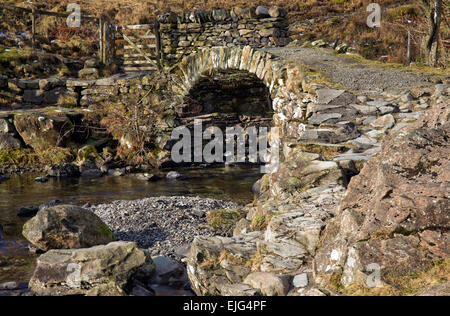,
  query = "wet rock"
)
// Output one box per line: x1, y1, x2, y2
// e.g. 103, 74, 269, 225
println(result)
29, 241, 153, 296
22, 204, 115, 251
243, 272, 290, 296
46, 163, 80, 178
80, 168, 103, 178
107, 168, 126, 177
137, 173, 161, 181
17, 206, 39, 218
